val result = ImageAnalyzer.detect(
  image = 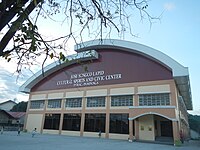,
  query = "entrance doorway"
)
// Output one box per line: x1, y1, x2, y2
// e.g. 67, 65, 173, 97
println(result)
160, 121, 173, 137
